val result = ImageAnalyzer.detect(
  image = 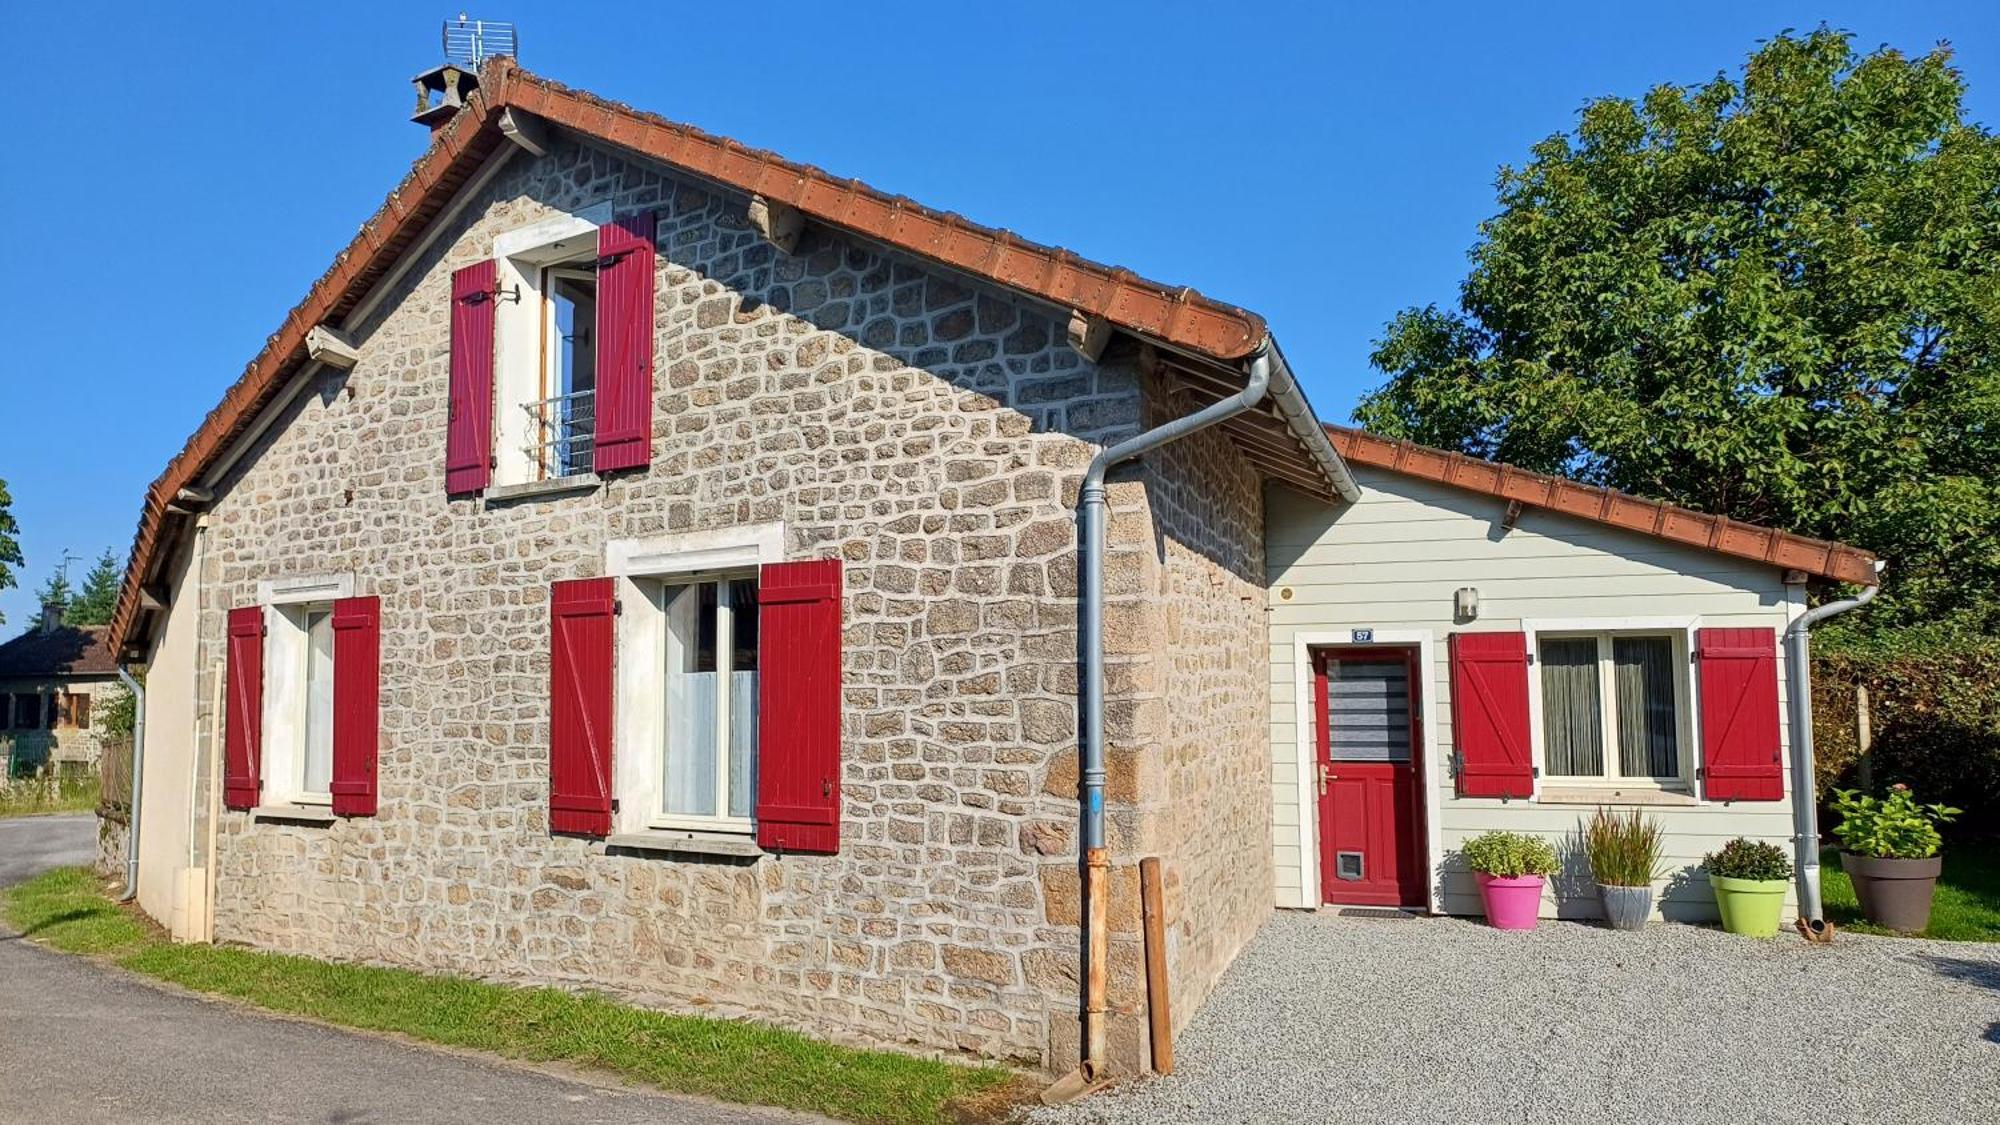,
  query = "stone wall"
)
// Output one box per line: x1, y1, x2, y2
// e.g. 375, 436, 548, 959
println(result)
171, 132, 1289, 1069
0, 677, 120, 774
